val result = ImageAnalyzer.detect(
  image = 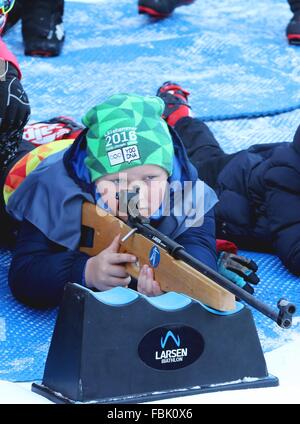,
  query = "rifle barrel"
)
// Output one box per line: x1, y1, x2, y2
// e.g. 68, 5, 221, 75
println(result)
132, 220, 295, 329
